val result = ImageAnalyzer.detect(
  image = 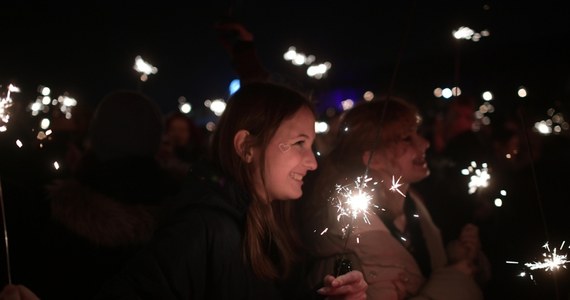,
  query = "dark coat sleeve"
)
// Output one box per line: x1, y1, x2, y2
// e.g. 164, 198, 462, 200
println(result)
94, 206, 248, 300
